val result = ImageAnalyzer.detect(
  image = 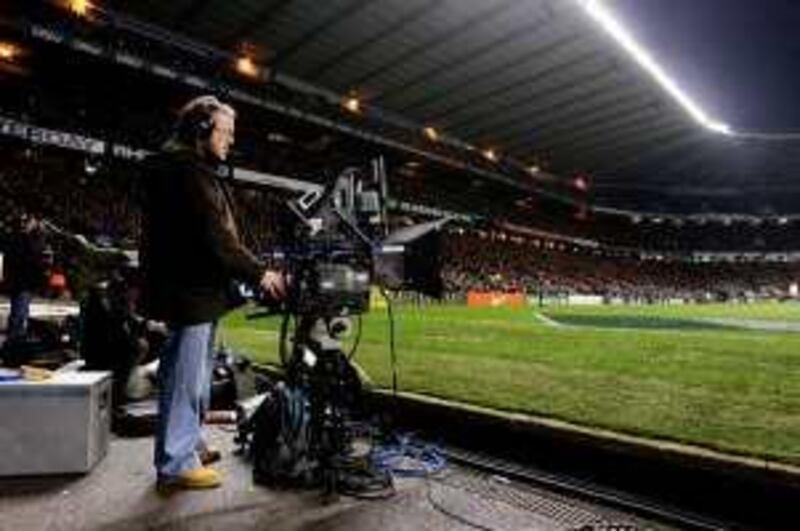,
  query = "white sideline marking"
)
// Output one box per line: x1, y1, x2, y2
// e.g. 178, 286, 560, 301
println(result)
699, 318, 800, 333
530, 311, 765, 335
533, 312, 564, 328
